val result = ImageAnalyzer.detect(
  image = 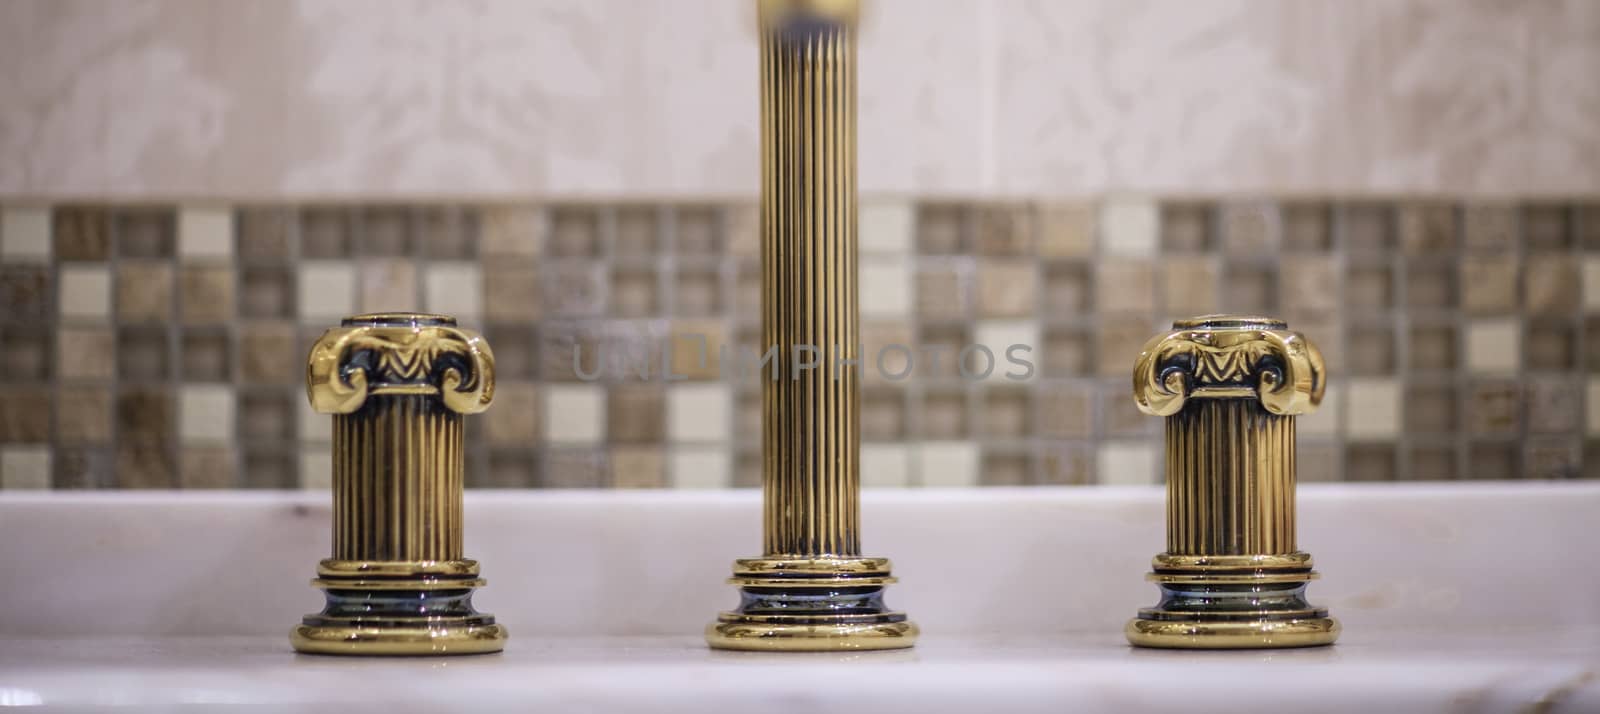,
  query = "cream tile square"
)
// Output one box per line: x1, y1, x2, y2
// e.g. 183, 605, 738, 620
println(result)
545, 385, 604, 444
1, 207, 50, 262
861, 444, 911, 488
974, 320, 1040, 382
424, 262, 482, 321
58, 265, 111, 322
179, 385, 234, 445
298, 262, 356, 323
1466, 320, 1522, 375
1588, 379, 1600, 436
670, 446, 730, 489
0, 447, 51, 489
1584, 256, 1600, 312
860, 258, 912, 318
299, 448, 332, 490
918, 441, 977, 487
1298, 384, 1340, 437
1345, 378, 1400, 439
860, 201, 913, 255
1099, 198, 1158, 257
1096, 442, 1156, 485
178, 207, 234, 261
668, 383, 730, 443
298, 399, 331, 443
